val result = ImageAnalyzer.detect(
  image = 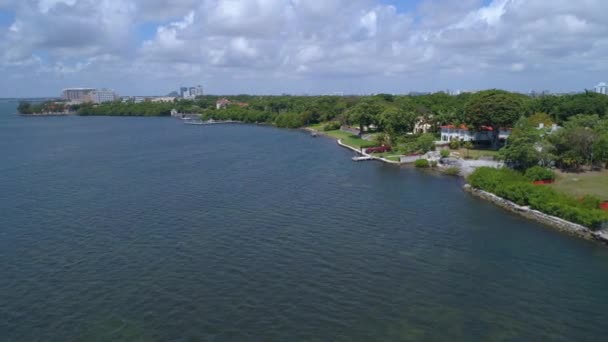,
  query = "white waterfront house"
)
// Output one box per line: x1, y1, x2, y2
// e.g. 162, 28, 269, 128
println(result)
595, 82, 608, 95
439, 125, 511, 143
